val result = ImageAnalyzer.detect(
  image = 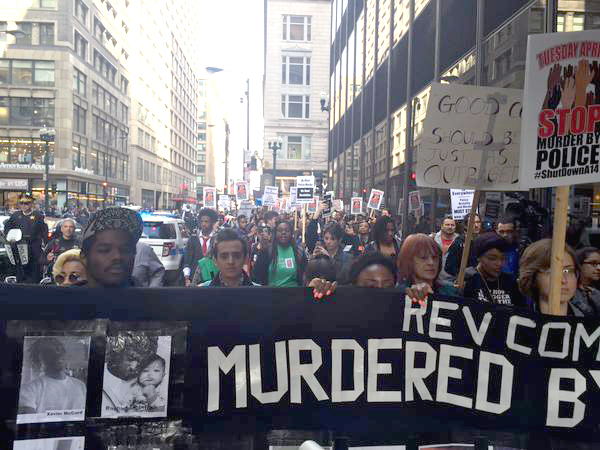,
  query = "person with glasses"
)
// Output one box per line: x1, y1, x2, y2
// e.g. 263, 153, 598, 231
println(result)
519, 239, 579, 316
52, 248, 88, 287
4, 193, 48, 283
573, 247, 600, 316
